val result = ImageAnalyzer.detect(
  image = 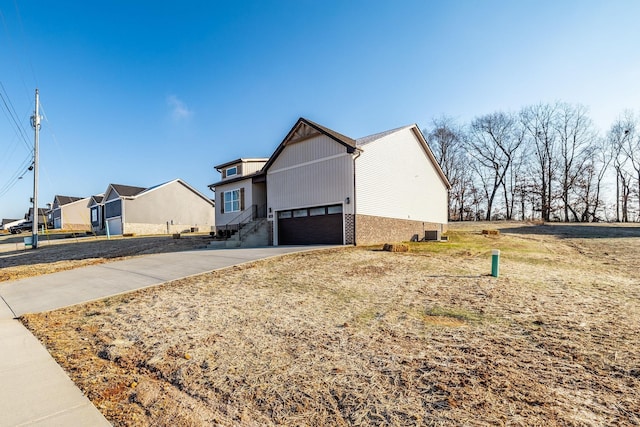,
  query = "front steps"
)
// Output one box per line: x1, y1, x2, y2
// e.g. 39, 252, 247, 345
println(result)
208, 219, 270, 249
